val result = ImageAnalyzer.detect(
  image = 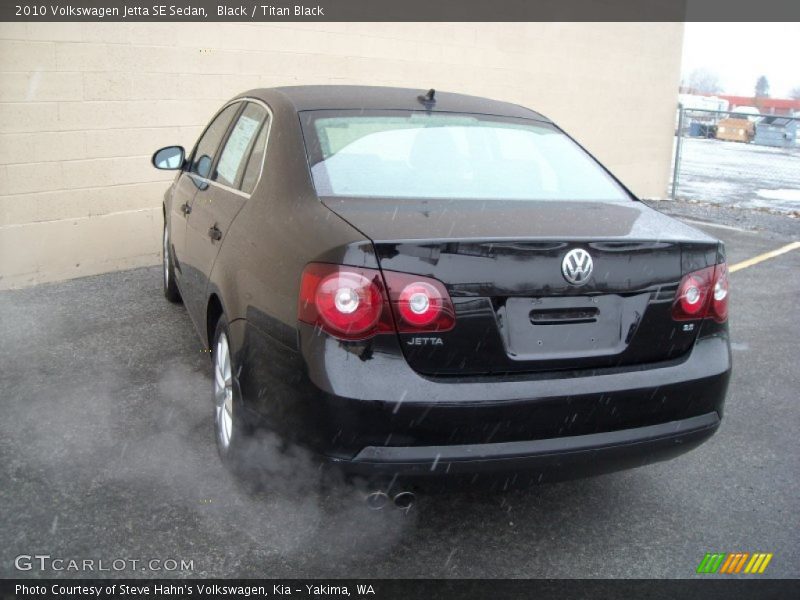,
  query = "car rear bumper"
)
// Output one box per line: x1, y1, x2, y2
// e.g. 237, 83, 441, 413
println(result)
329, 412, 720, 482
235, 319, 730, 482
